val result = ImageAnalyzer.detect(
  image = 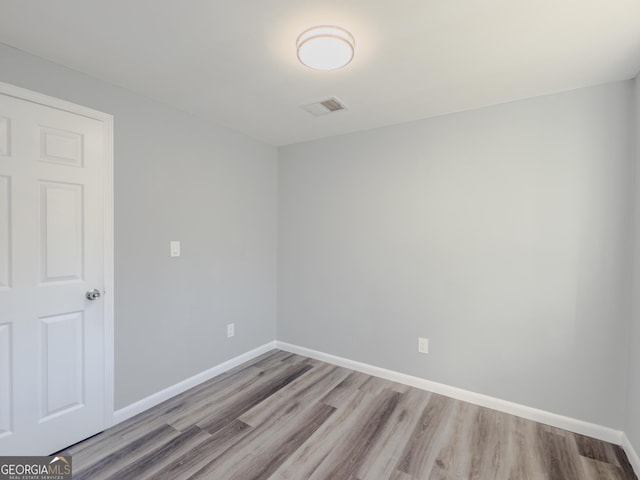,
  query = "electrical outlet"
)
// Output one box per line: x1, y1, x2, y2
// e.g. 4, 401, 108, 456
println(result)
227, 323, 235, 338
418, 337, 429, 354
